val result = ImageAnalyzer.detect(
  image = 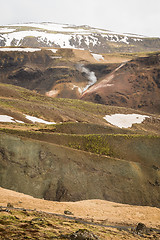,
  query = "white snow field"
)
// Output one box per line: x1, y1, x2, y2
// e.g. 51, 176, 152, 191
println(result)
0, 22, 146, 49
1, 30, 99, 48
25, 115, 56, 124
103, 114, 150, 128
